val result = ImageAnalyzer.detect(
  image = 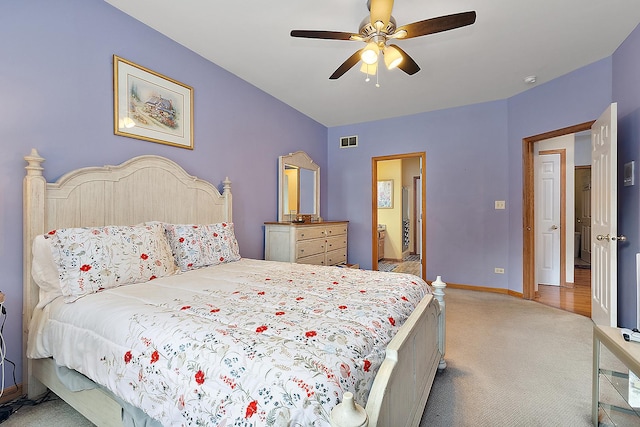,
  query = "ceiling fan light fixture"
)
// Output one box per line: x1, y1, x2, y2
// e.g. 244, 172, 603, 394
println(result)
383, 45, 403, 70
360, 61, 378, 77
361, 42, 380, 65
